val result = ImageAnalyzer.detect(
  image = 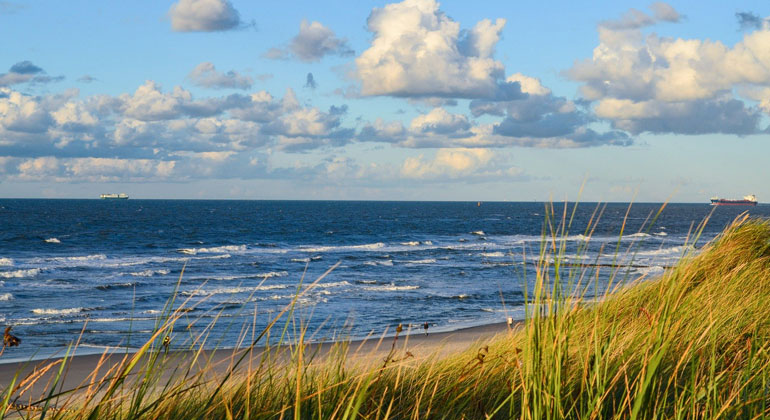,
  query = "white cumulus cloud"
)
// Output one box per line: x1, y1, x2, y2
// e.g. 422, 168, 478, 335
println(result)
188, 62, 252, 90
567, 7, 770, 135
355, 0, 520, 99
168, 0, 240, 32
